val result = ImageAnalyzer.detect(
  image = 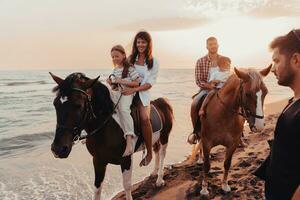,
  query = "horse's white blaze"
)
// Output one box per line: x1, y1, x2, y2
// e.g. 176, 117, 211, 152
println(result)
255, 90, 264, 131
60, 96, 68, 104
122, 157, 133, 200
94, 184, 102, 200
156, 143, 167, 187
